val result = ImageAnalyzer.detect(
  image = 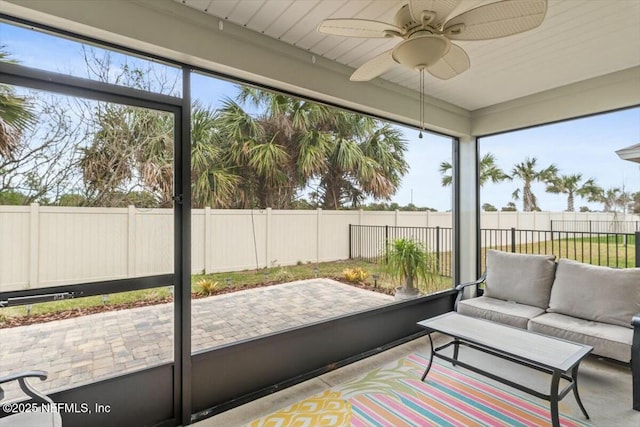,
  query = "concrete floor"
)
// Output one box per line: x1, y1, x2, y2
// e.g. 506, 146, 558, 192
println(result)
193, 335, 640, 427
